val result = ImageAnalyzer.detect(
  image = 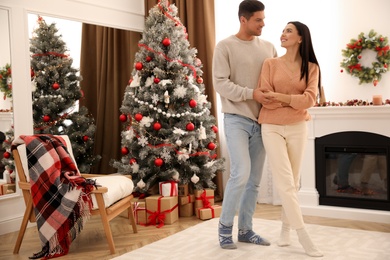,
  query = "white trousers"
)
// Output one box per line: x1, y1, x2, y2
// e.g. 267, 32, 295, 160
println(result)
262, 121, 307, 230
